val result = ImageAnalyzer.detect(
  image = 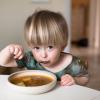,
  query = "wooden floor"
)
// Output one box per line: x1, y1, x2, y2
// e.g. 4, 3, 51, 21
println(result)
0, 46, 100, 91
